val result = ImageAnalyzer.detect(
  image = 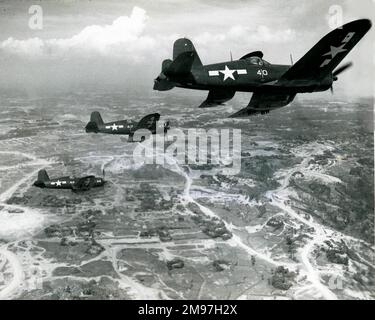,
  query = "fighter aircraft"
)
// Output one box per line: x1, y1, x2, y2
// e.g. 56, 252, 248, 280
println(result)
85, 112, 170, 142
154, 19, 371, 117
33, 169, 106, 192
